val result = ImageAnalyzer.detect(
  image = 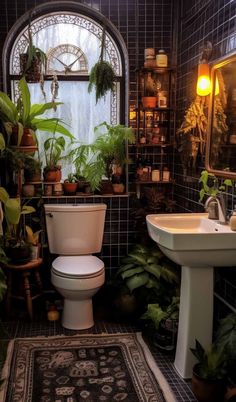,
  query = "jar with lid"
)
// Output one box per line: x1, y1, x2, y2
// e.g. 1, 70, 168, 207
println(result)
230, 206, 236, 231
152, 169, 160, 182
156, 50, 168, 68
162, 167, 170, 181
158, 91, 168, 108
